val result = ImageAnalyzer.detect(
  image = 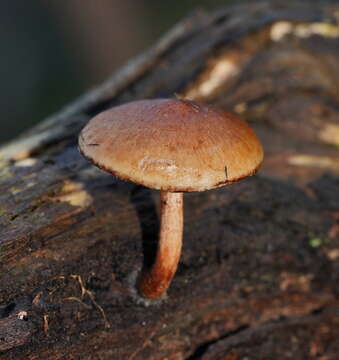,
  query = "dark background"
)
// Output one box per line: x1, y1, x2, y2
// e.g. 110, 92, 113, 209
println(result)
0, 0, 239, 145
